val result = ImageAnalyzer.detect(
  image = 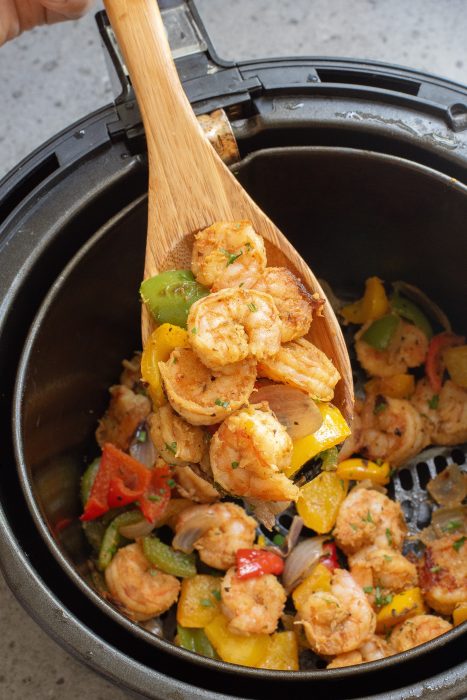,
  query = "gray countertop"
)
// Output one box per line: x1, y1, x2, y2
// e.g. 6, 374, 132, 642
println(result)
1, 1, 466, 697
